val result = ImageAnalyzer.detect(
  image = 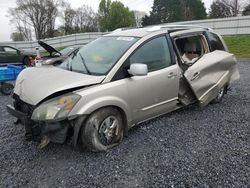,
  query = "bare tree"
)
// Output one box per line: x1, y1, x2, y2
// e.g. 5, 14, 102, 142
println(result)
74, 6, 98, 32
9, 8, 33, 41
60, 3, 98, 34
221, 0, 250, 16
59, 1, 76, 35
209, 0, 234, 18
209, 0, 250, 18
9, 0, 59, 40
221, 0, 239, 16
